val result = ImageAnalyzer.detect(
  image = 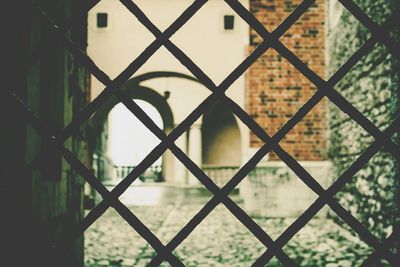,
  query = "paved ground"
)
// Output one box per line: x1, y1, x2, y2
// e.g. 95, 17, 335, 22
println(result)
84, 185, 376, 267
